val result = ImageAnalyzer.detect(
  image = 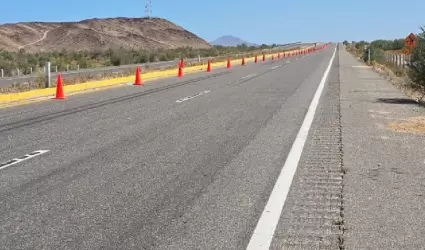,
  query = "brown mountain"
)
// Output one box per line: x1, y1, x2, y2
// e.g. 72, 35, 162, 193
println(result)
0, 17, 211, 52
